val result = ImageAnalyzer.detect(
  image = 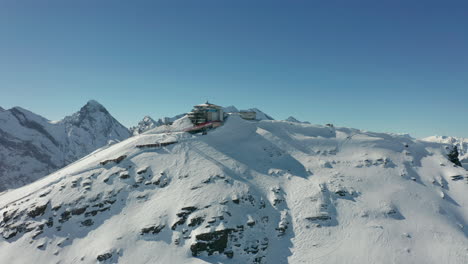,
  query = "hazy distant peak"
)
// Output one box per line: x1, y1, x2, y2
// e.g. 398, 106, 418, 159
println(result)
11, 106, 30, 112
286, 116, 300, 123
81, 99, 108, 114
285, 116, 310, 124
0, 100, 131, 191
247, 108, 275, 120
142, 115, 156, 122
223, 105, 239, 113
